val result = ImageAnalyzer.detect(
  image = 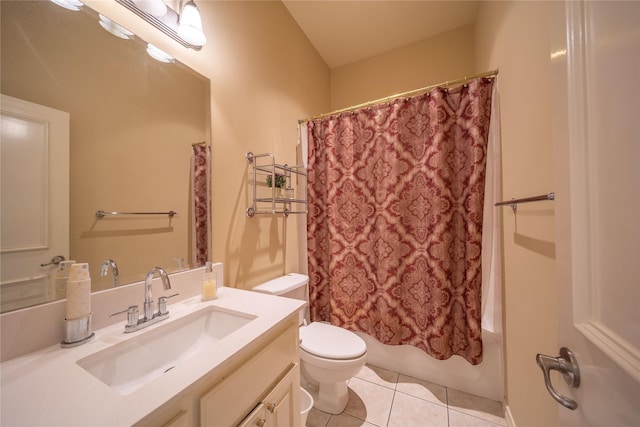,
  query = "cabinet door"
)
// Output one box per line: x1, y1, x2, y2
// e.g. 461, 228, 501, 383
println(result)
200, 326, 297, 426
263, 365, 300, 427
